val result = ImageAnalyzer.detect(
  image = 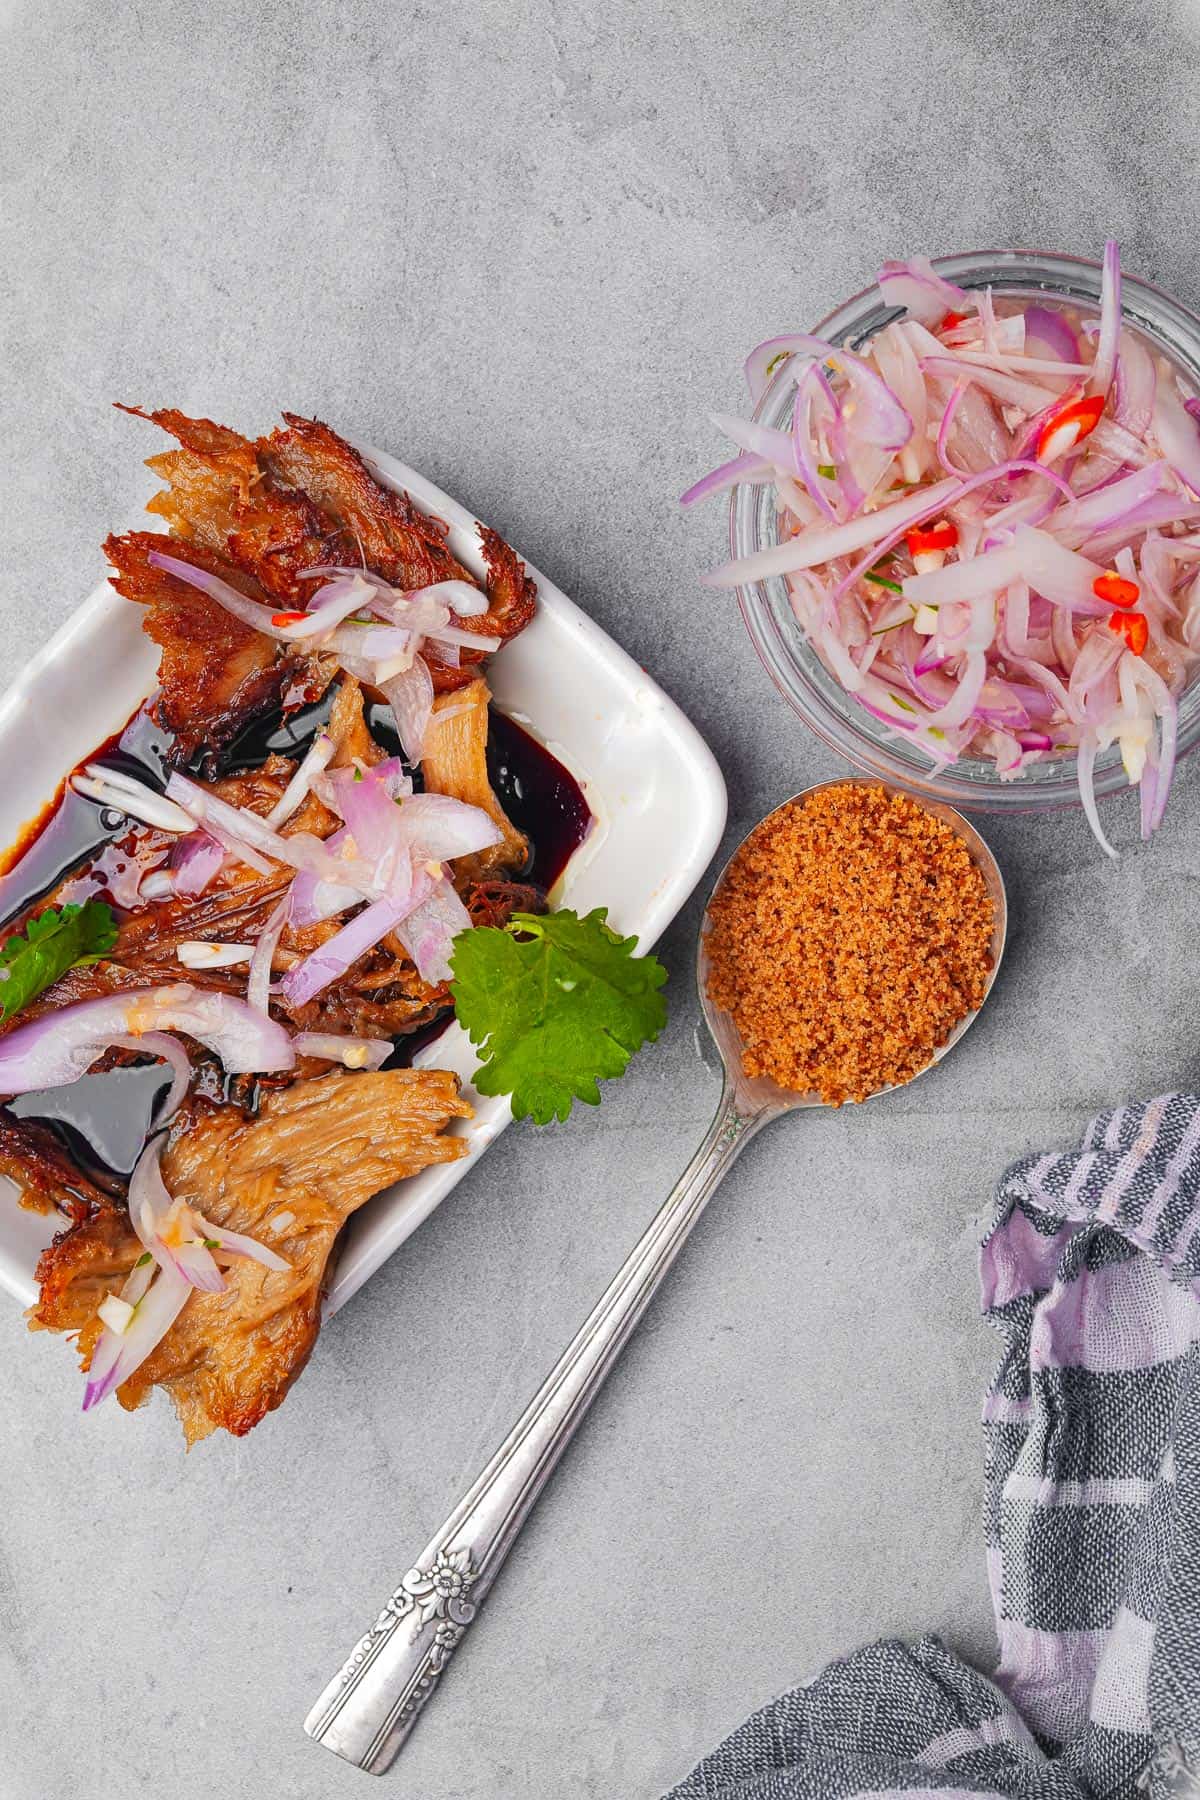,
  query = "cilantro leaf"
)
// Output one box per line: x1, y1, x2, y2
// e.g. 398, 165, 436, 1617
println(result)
0, 901, 118, 1023
449, 907, 668, 1125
